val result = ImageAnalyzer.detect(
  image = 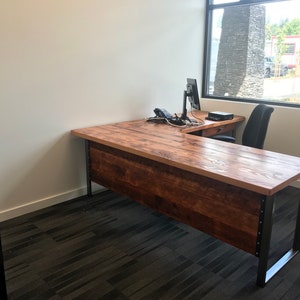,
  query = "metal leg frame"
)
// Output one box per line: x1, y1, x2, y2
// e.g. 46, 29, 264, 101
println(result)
85, 140, 92, 197
0, 233, 8, 300
256, 195, 300, 287
293, 199, 300, 250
